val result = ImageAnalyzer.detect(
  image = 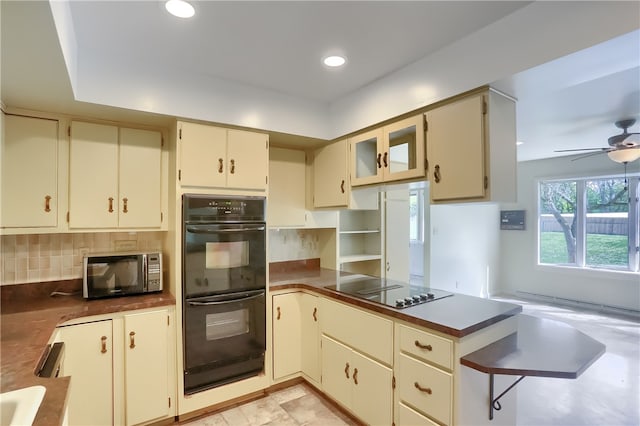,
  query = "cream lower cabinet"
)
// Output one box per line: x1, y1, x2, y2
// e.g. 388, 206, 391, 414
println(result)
1, 113, 59, 229
272, 292, 320, 383
55, 308, 174, 426
55, 320, 114, 426
320, 297, 393, 425
321, 335, 393, 425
